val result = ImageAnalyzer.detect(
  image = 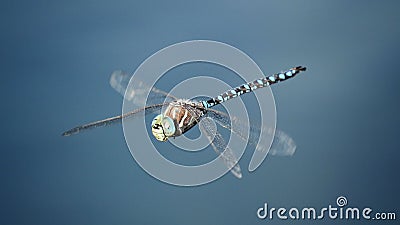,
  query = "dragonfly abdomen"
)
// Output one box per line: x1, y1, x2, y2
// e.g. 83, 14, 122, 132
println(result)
202, 66, 306, 109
